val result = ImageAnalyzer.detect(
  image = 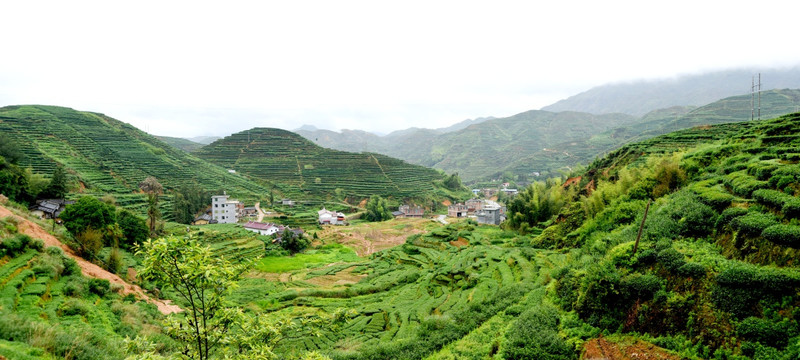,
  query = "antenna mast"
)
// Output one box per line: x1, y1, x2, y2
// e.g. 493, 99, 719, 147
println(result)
751, 76, 755, 121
